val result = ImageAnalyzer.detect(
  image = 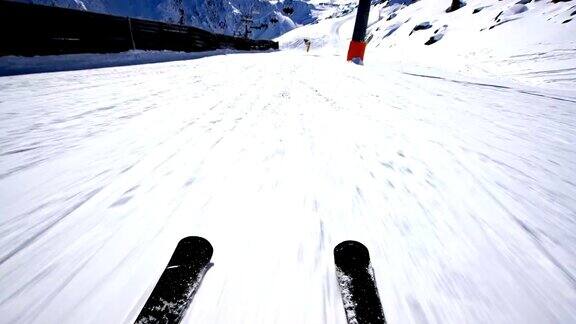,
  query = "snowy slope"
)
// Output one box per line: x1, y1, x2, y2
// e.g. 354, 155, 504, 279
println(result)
1, 0, 576, 324
18, 0, 345, 39
1, 51, 575, 324
279, 0, 576, 88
